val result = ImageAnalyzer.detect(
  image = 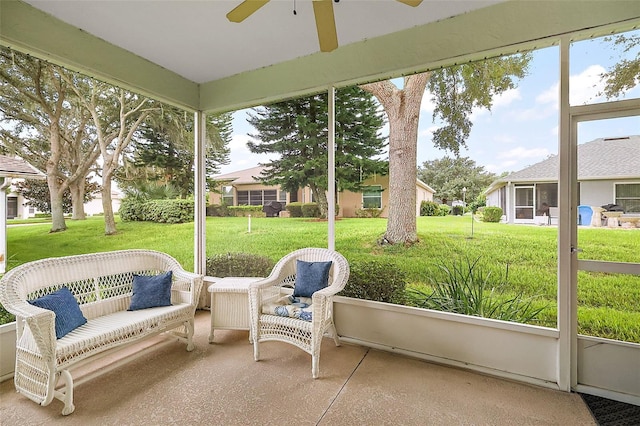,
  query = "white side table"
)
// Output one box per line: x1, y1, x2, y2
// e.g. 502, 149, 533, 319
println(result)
207, 276, 262, 343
